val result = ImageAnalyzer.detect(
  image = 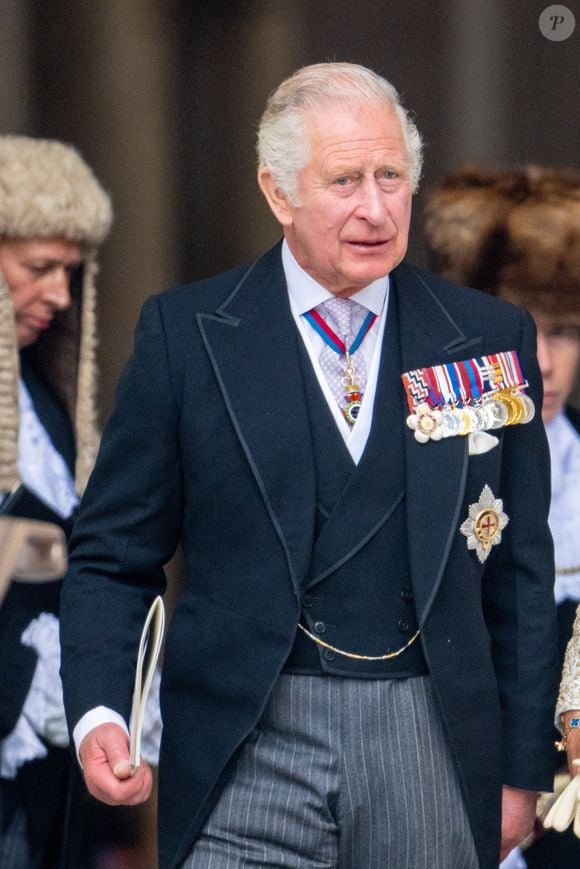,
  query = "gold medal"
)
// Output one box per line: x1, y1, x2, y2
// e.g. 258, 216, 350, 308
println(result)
503, 396, 517, 425
500, 392, 522, 425
459, 408, 478, 435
